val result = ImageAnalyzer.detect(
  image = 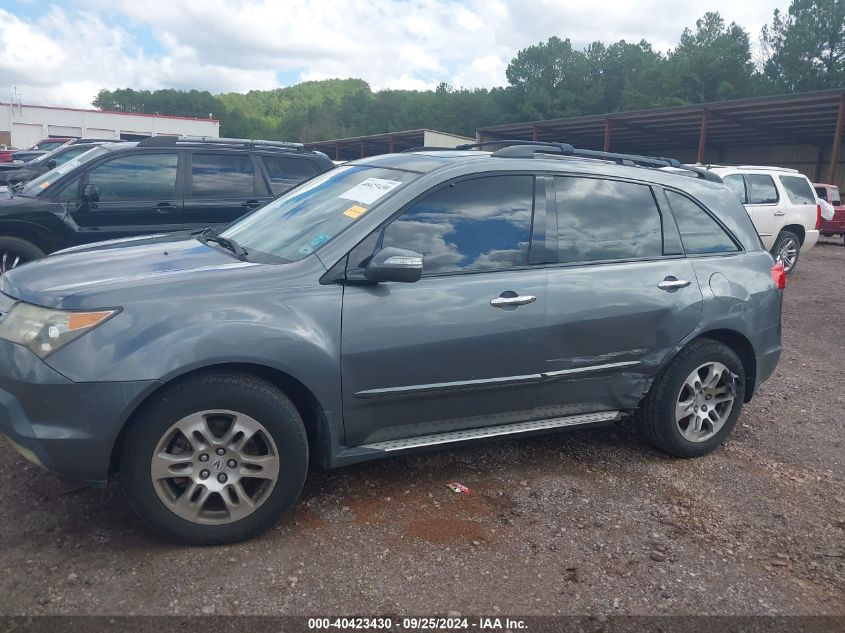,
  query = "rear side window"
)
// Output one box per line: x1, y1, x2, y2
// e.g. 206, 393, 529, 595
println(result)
746, 174, 779, 204
780, 175, 816, 205
815, 186, 828, 201
722, 175, 747, 204
381, 175, 534, 275
666, 191, 738, 255
191, 153, 255, 197
261, 156, 320, 195
87, 153, 178, 200
554, 177, 662, 263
